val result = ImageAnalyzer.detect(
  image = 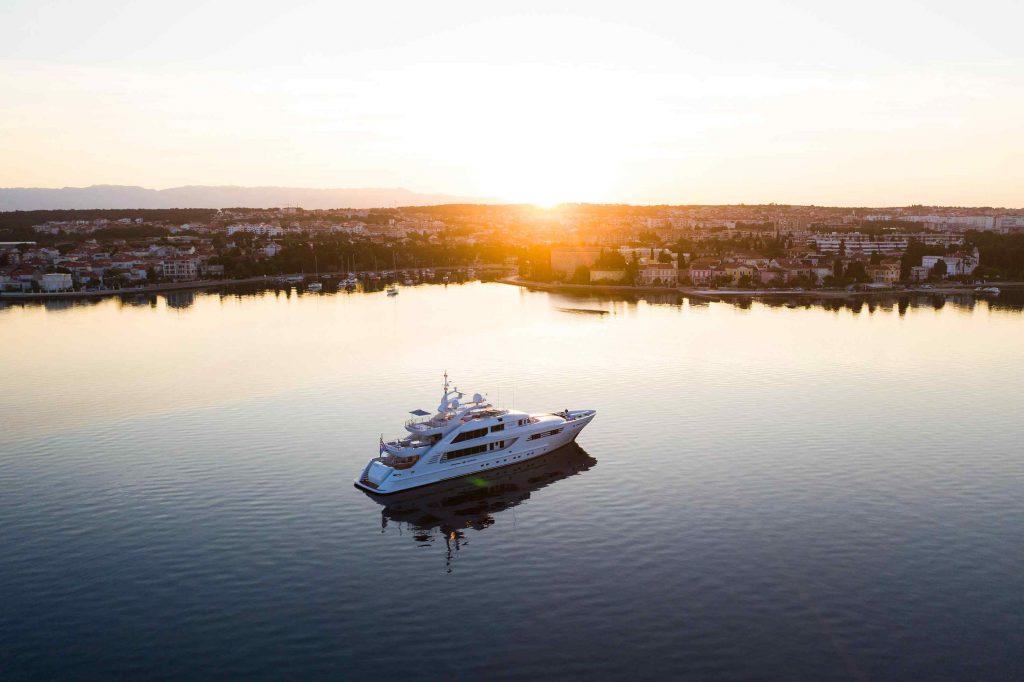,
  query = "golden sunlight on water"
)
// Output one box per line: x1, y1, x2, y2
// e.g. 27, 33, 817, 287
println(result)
1, 282, 1020, 443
